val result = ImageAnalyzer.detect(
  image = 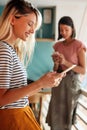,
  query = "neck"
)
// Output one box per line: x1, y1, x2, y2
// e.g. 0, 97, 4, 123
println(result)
63, 38, 74, 45
4, 37, 17, 48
